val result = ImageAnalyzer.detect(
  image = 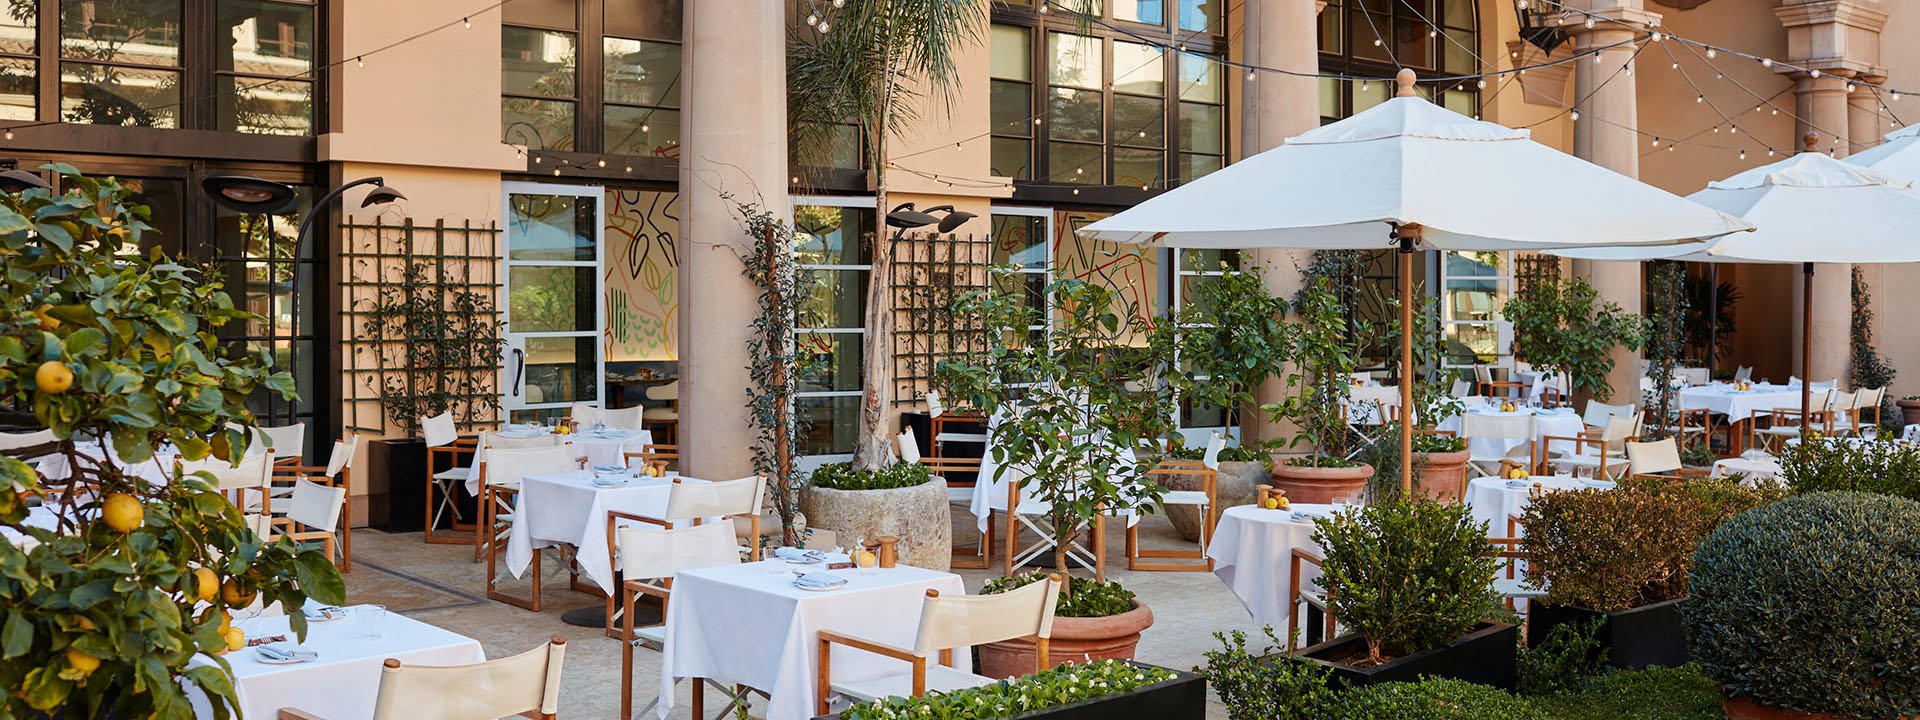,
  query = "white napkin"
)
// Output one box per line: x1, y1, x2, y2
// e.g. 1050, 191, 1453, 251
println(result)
255, 642, 318, 663
774, 547, 827, 563
301, 605, 347, 622
591, 476, 629, 488
793, 572, 848, 591
1504, 480, 1527, 489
